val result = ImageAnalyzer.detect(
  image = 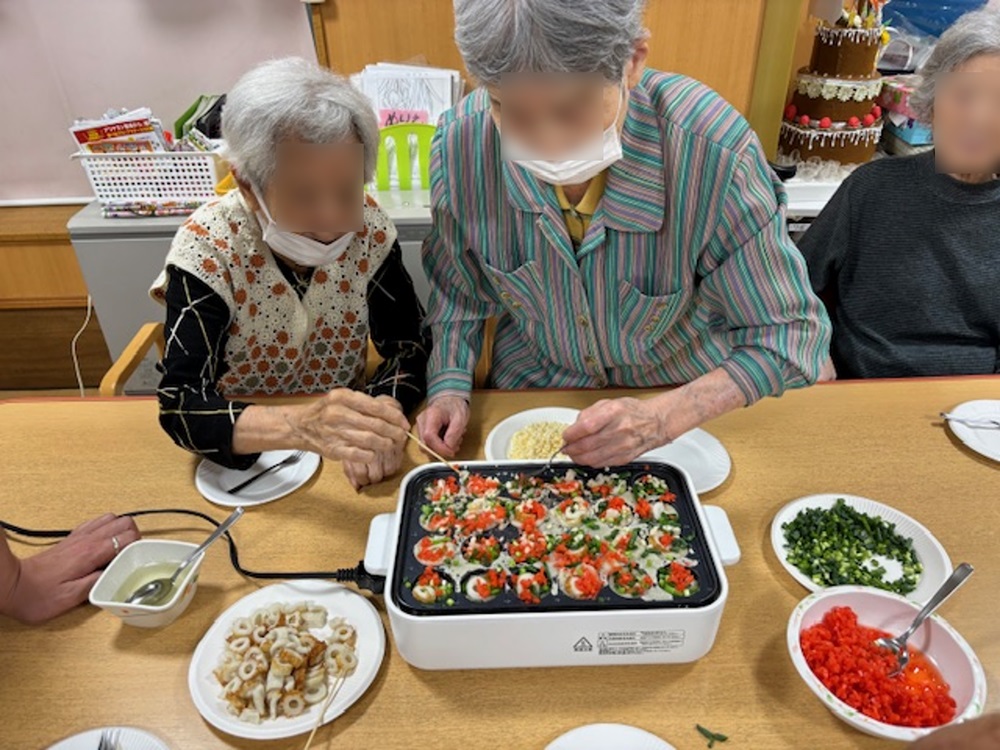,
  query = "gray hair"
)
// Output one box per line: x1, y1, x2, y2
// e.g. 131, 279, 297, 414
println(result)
453, 0, 647, 86
911, 7, 1000, 122
222, 57, 378, 188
